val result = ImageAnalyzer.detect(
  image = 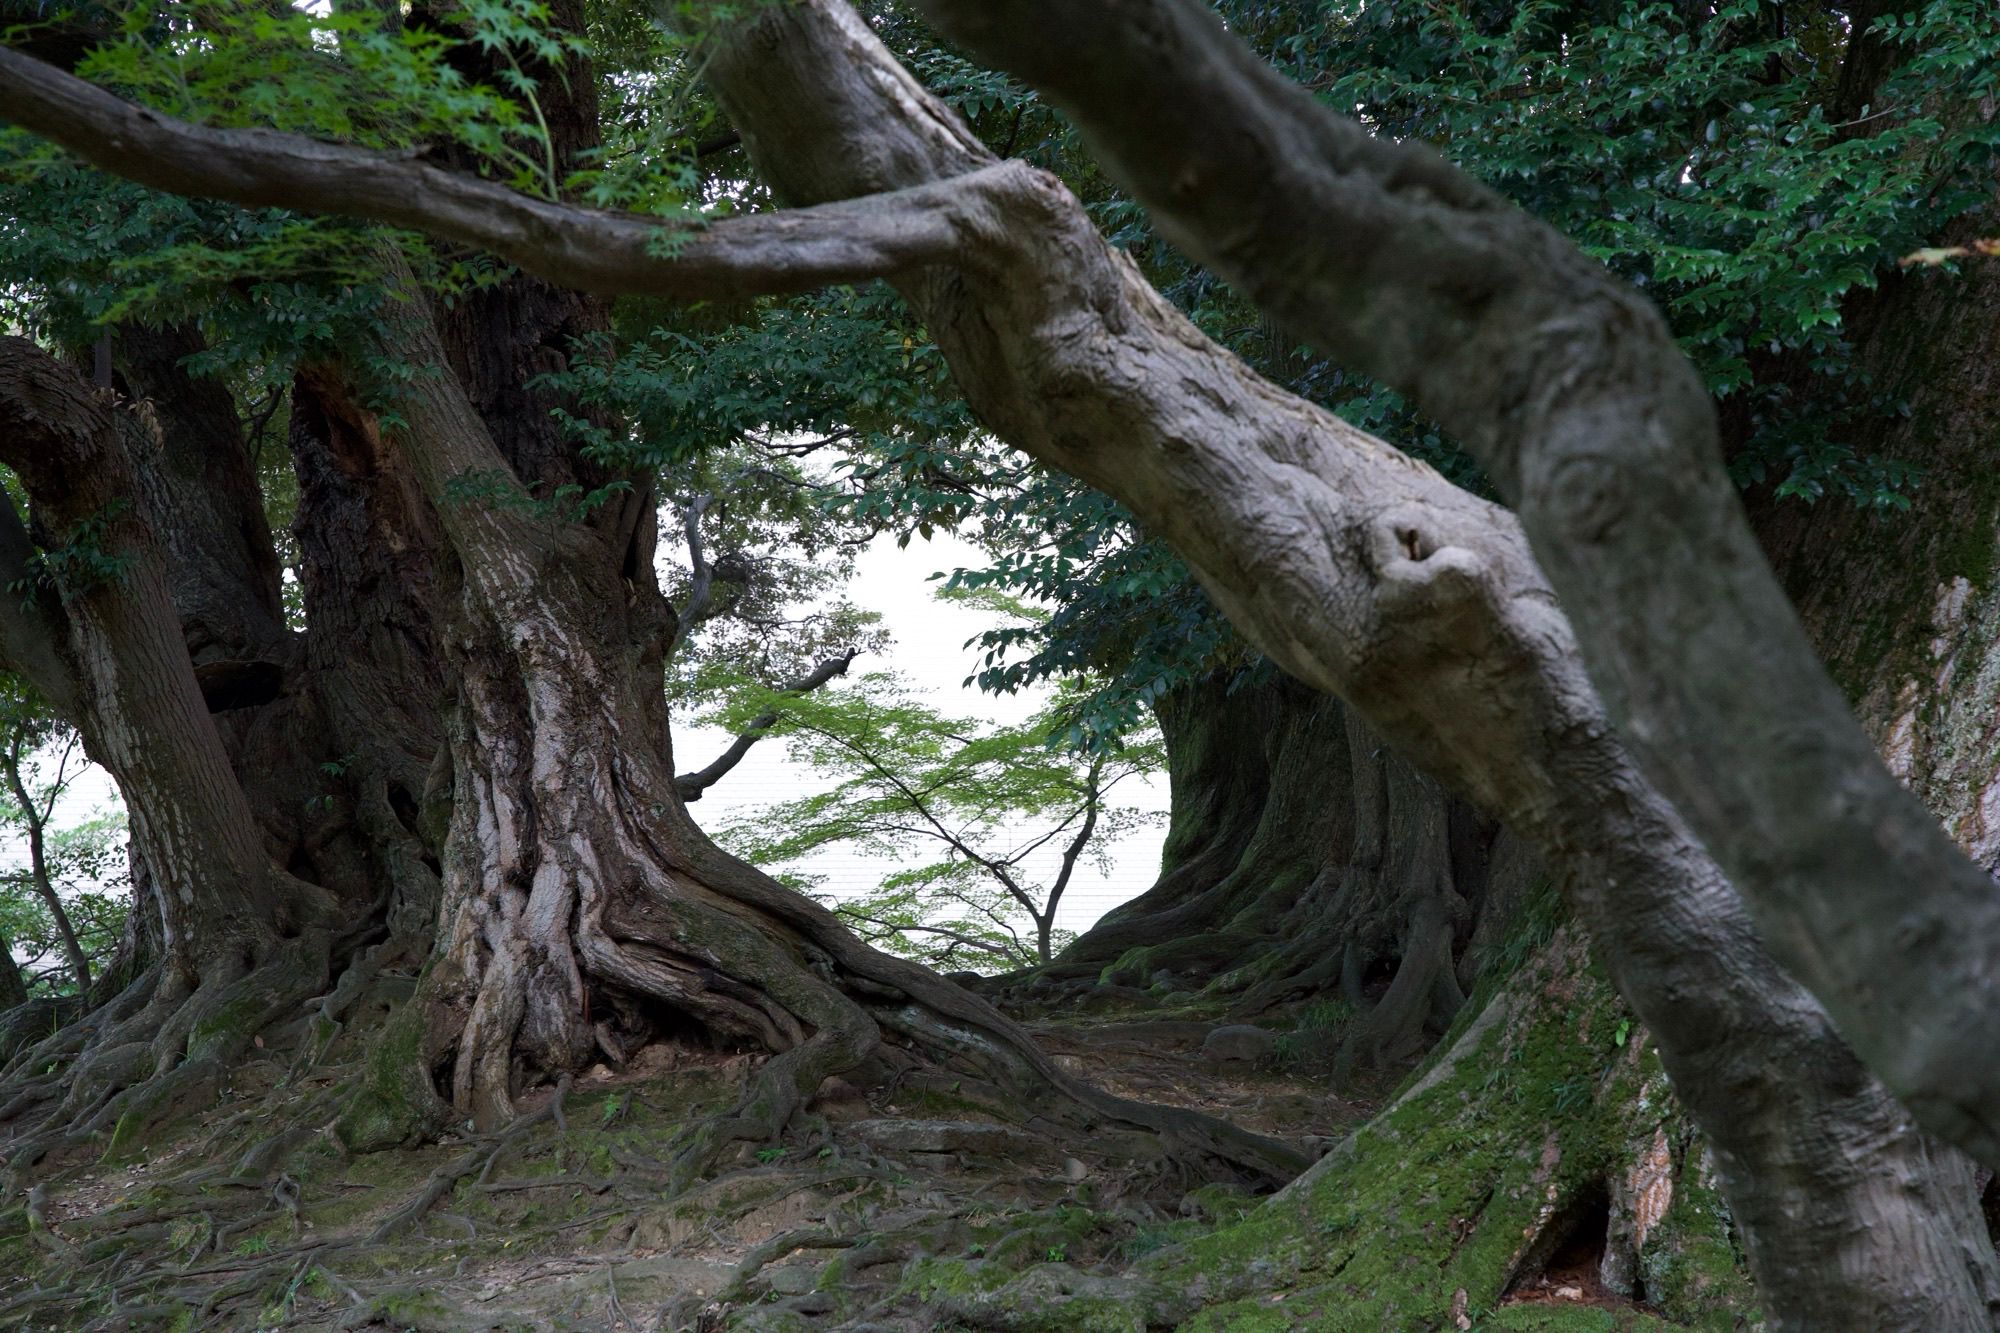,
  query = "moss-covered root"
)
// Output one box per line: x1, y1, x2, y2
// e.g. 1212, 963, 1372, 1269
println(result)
334, 986, 457, 1152
908, 931, 1757, 1332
